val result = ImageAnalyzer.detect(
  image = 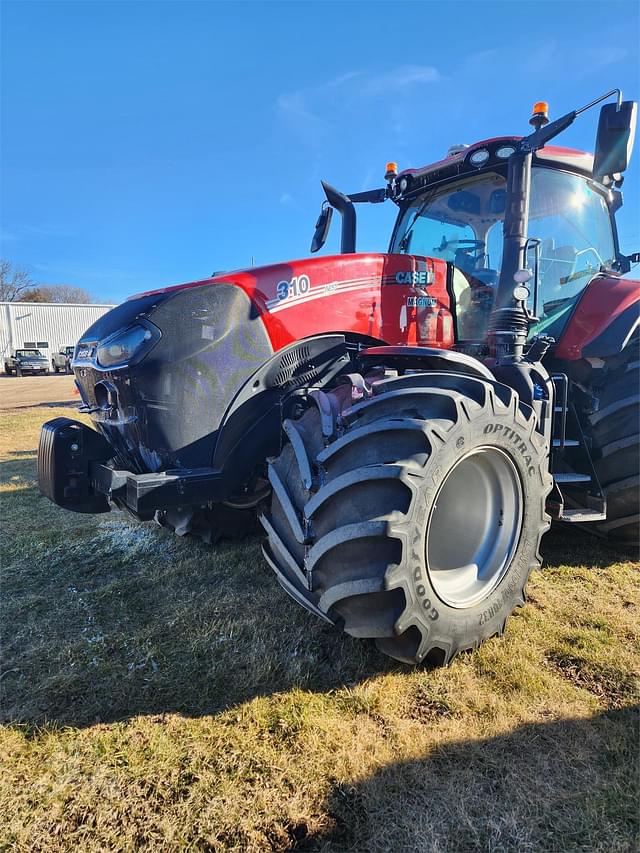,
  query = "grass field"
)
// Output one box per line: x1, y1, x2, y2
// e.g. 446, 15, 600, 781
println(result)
1, 406, 638, 852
